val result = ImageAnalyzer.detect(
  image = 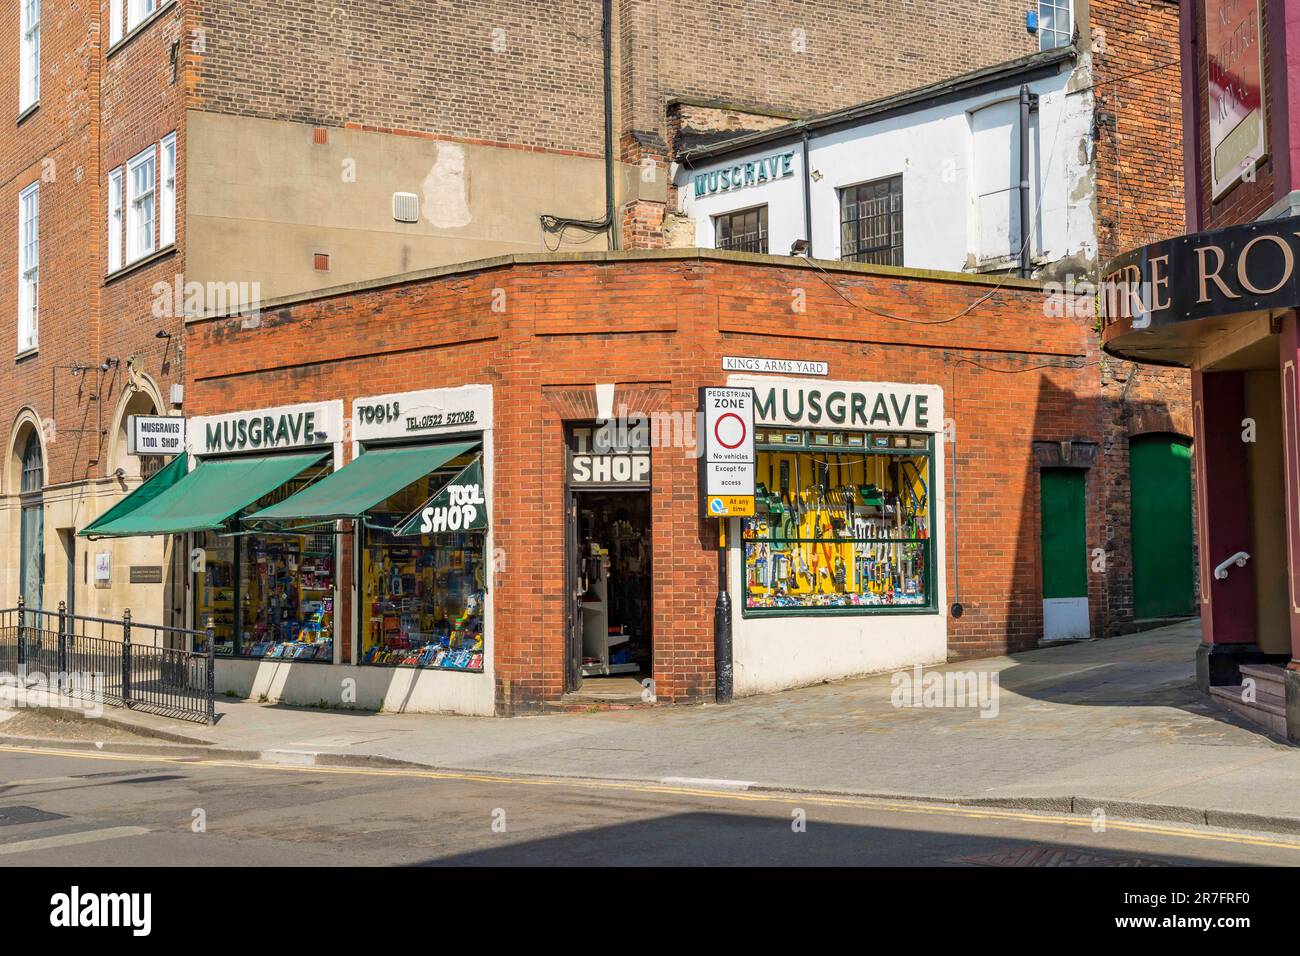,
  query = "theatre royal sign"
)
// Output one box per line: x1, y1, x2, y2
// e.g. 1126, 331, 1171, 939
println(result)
1101, 215, 1300, 334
